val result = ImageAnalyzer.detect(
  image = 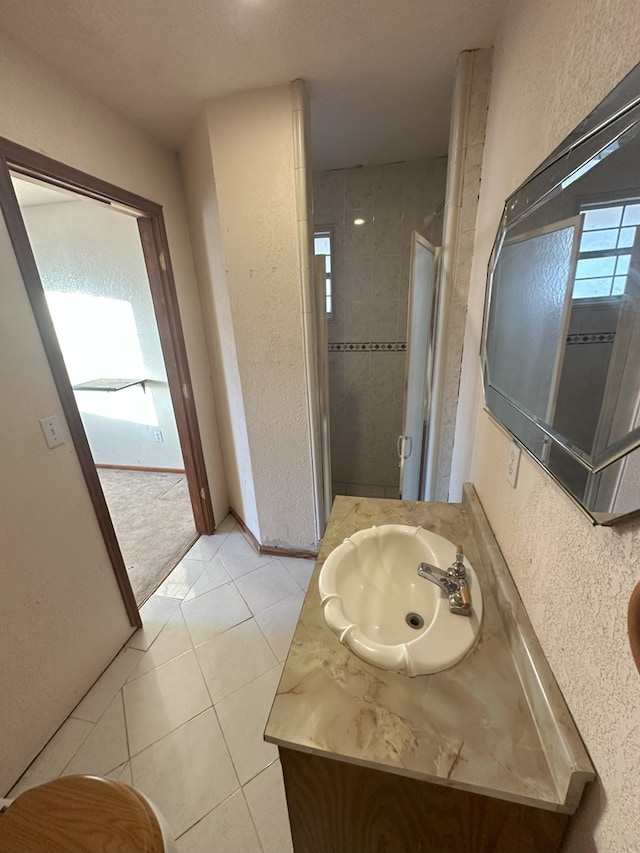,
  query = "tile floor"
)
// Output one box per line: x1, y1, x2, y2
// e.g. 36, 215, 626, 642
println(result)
8, 515, 315, 852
